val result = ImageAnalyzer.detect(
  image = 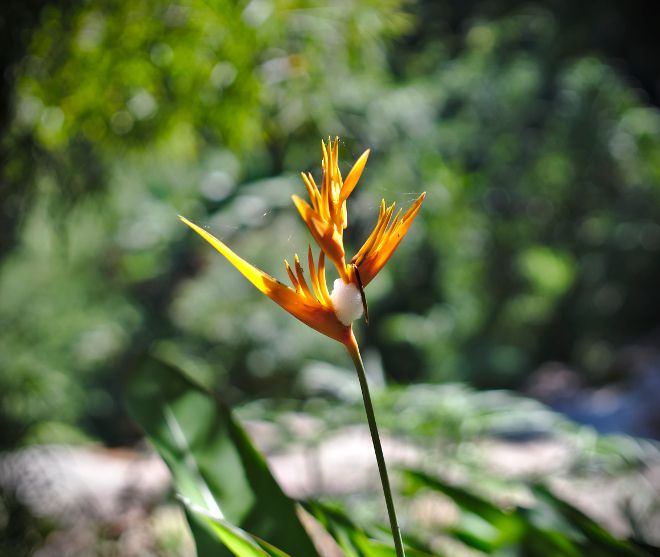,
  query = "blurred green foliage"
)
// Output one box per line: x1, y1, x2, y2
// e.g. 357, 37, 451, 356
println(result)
1, 0, 660, 449
126, 354, 321, 557
128, 356, 658, 556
